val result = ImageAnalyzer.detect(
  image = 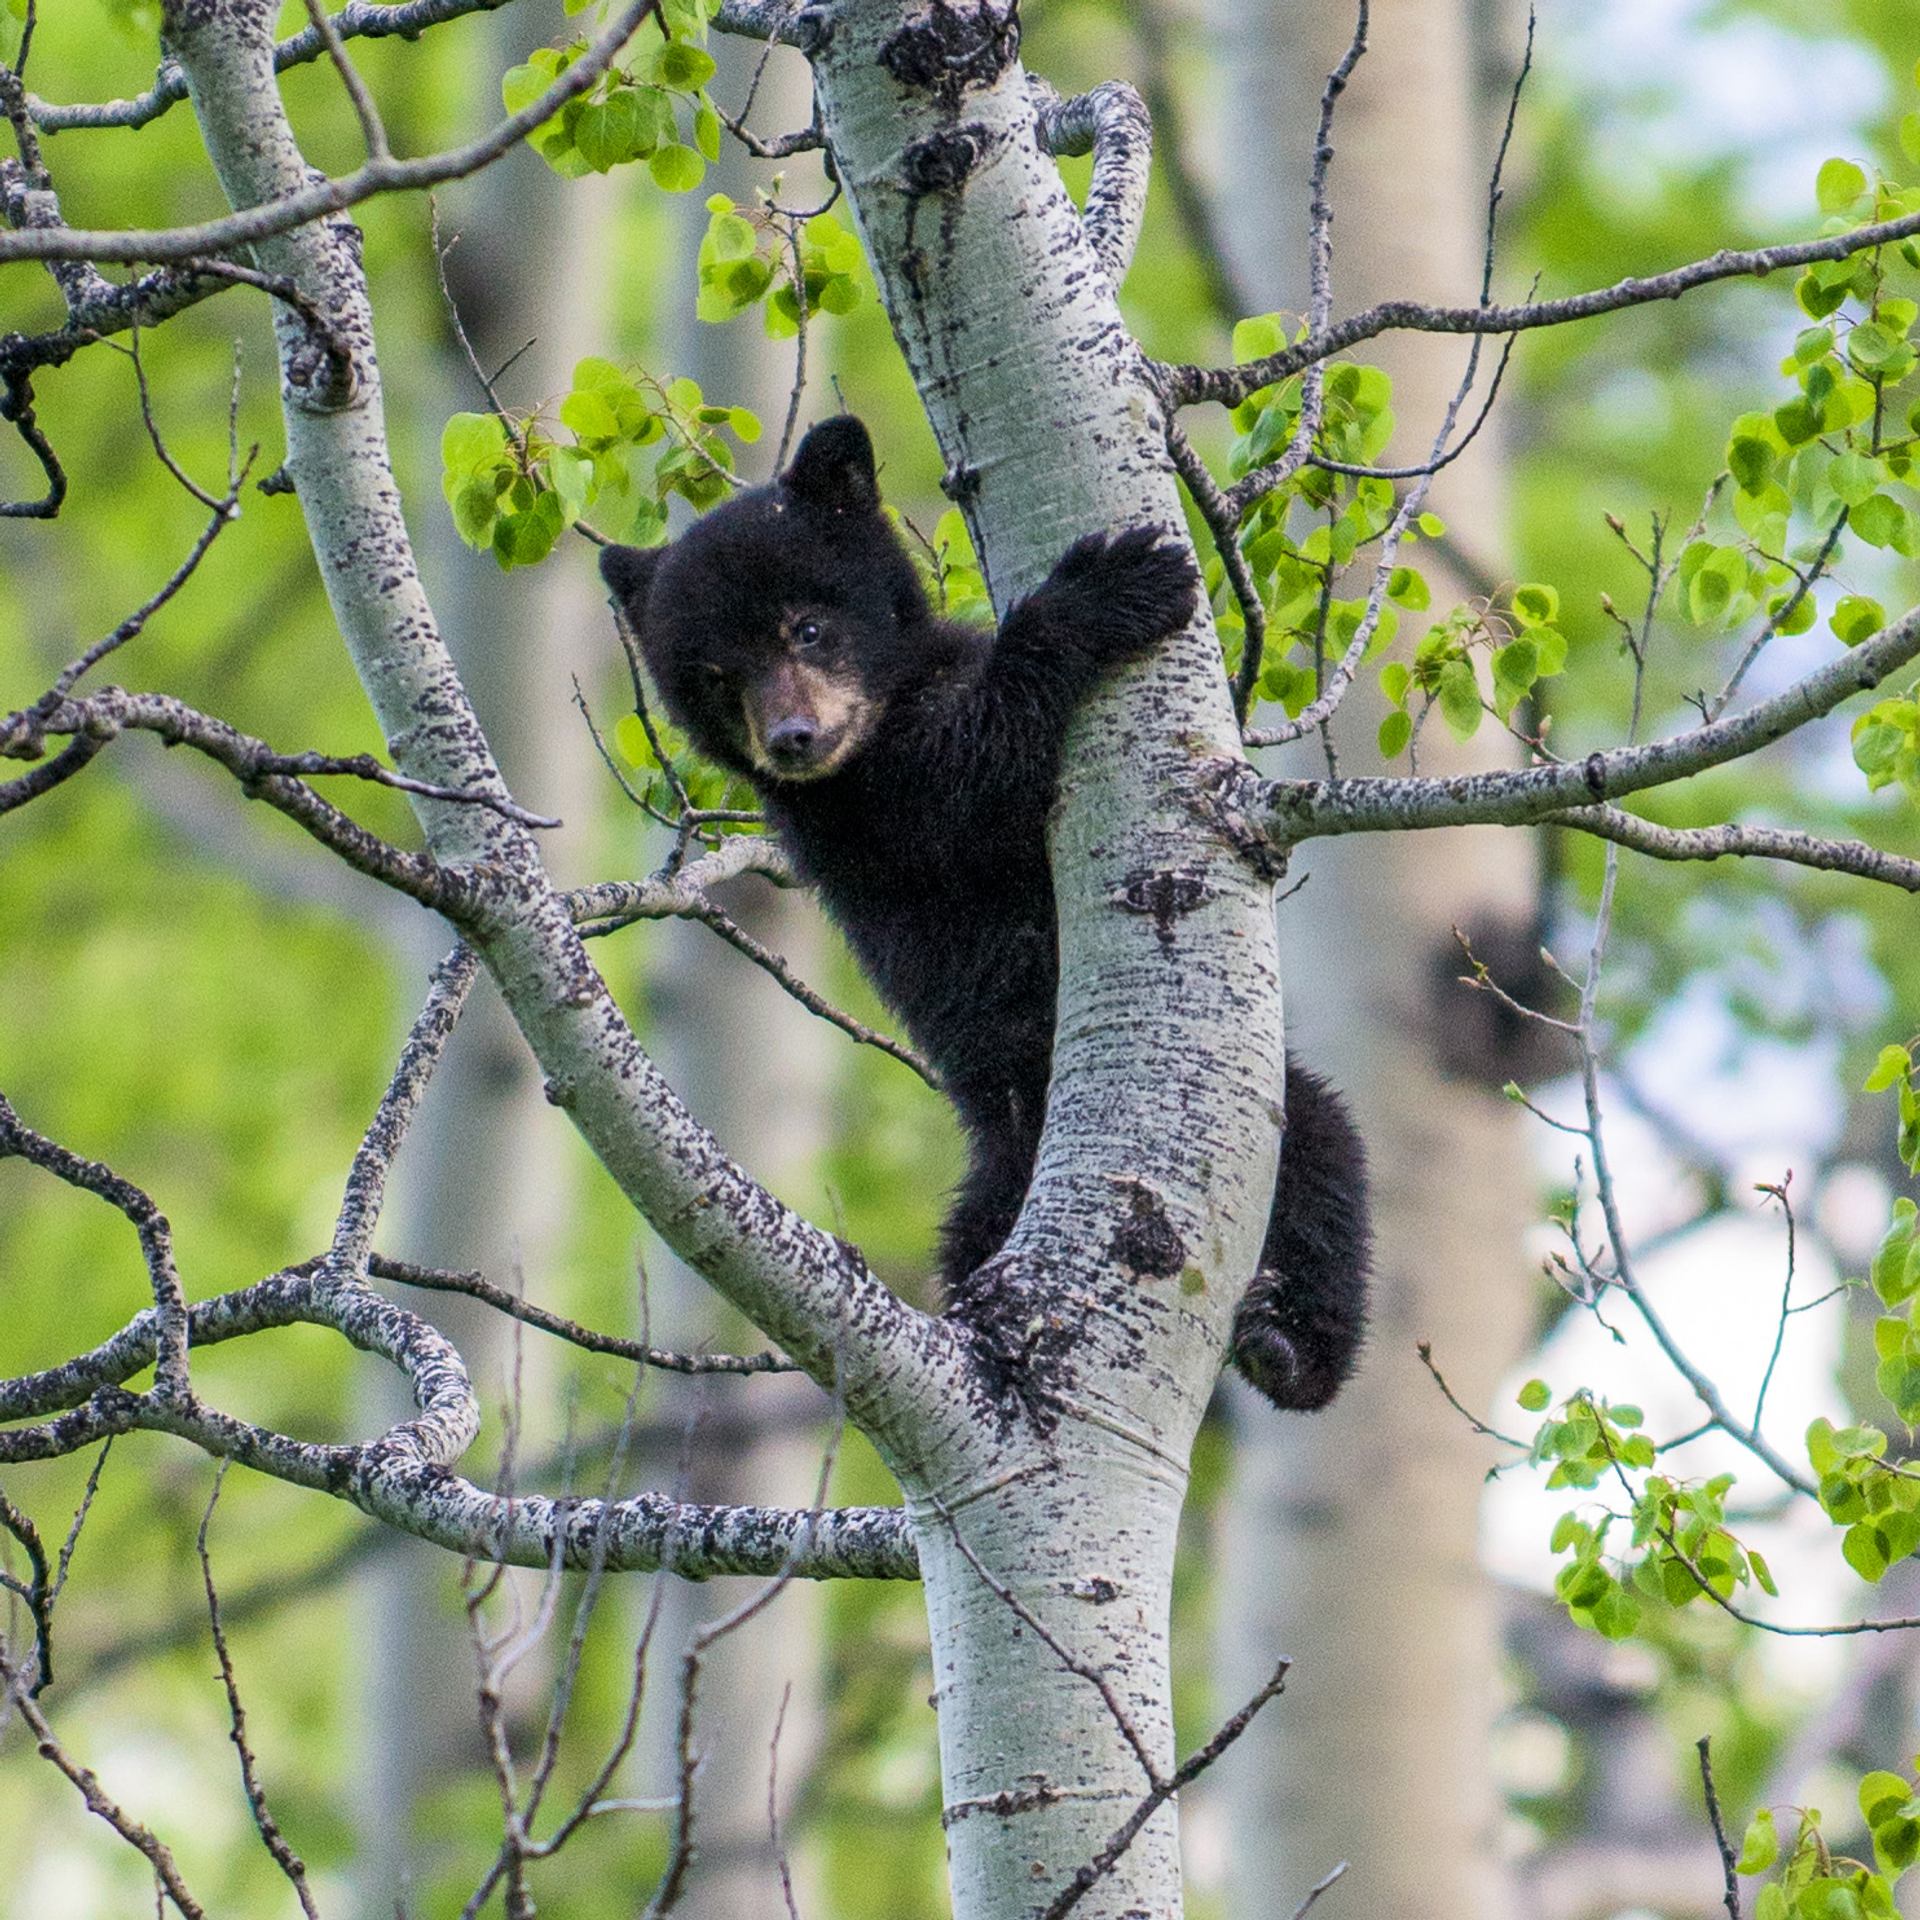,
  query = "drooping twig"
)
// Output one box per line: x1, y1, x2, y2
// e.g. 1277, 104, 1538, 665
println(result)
0, 1649, 207, 1917
196, 1469, 321, 1918
373, 1254, 800, 1375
